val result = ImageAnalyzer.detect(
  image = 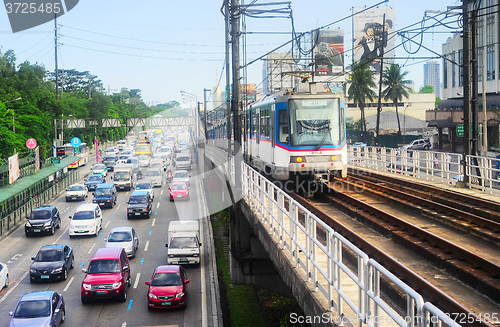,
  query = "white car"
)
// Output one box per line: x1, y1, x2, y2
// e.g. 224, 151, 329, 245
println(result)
105, 147, 118, 156
135, 180, 154, 200
69, 203, 103, 237
145, 168, 163, 187
91, 164, 107, 177
0, 263, 8, 289
105, 227, 139, 258
173, 169, 190, 187
122, 149, 135, 157
65, 184, 88, 202
138, 155, 150, 167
